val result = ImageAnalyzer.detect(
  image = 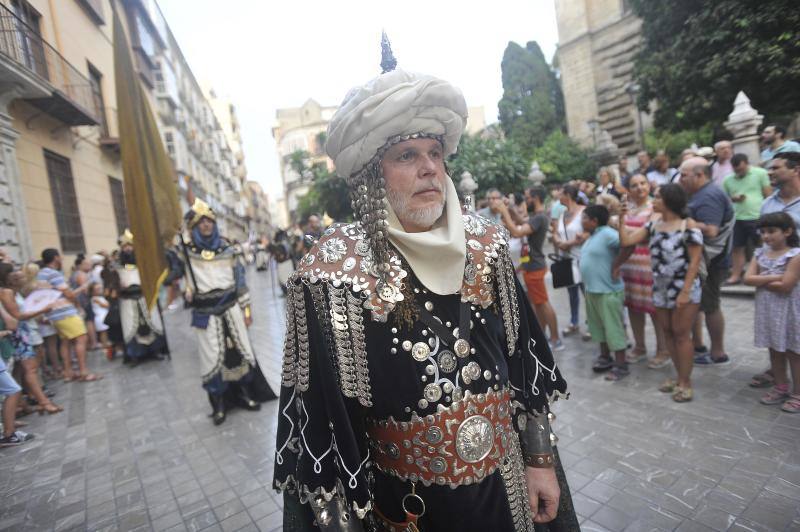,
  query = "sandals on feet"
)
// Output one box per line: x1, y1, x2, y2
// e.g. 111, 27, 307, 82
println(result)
78, 373, 103, 382
648, 355, 671, 369
749, 371, 775, 388
605, 365, 630, 381
37, 402, 63, 415
658, 379, 676, 393
672, 387, 693, 403
592, 356, 614, 372
760, 386, 790, 405
781, 394, 800, 413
